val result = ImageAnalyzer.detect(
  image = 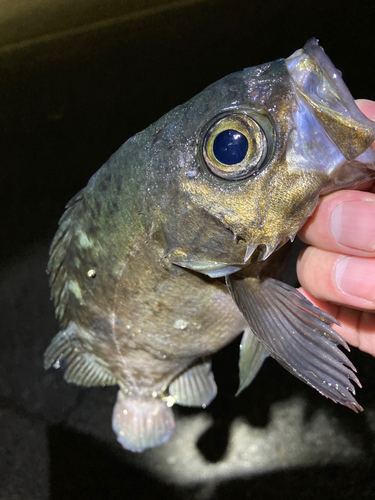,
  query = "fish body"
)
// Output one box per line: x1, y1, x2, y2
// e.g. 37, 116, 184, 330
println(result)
45, 39, 375, 452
